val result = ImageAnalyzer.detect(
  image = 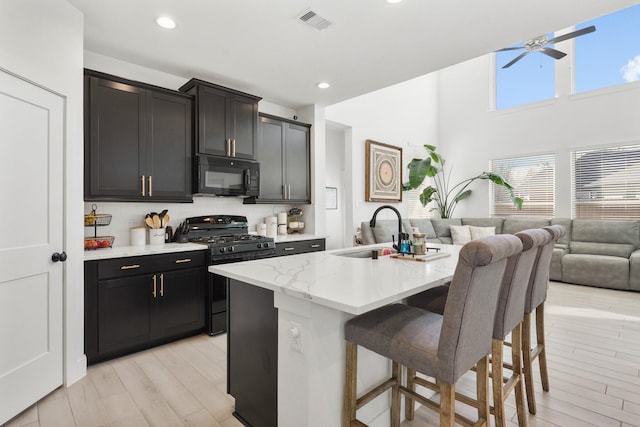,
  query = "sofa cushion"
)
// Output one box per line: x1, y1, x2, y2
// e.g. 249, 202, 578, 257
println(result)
431, 218, 462, 239
462, 218, 504, 234
369, 219, 411, 244
409, 218, 437, 239
571, 219, 640, 247
629, 250, 640, 291
562, 254, 629, 290
450, 225, 472, 245
470, 226, 496, 239
502, 218, 551, 235
569, 241, 634, 258
550, 247, 567, 281
550, 218, 572, 245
